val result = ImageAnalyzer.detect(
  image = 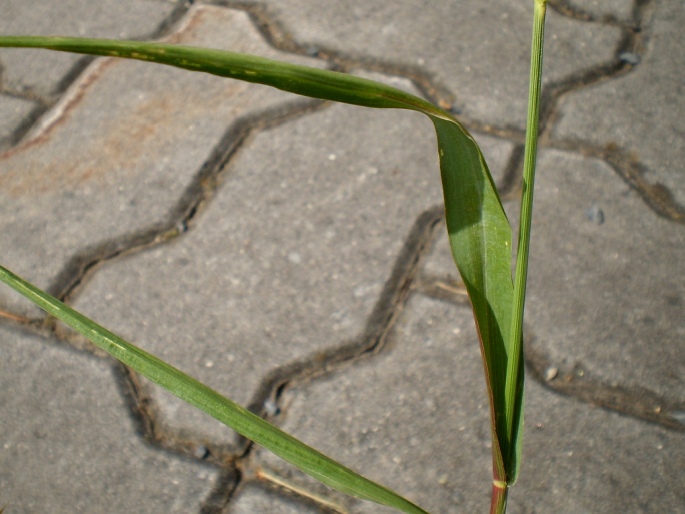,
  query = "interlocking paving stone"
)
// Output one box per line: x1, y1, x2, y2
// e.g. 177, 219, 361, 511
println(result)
526, 149, 684, 402
238, 0, 622, 130
0, 93, 36, 149
0, 0, 177, 97
0, 325, 216, 513
251, 294, 685, 513
68, 86, 447, 447
0, 5, 322, 316
552, 0, 685, 207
